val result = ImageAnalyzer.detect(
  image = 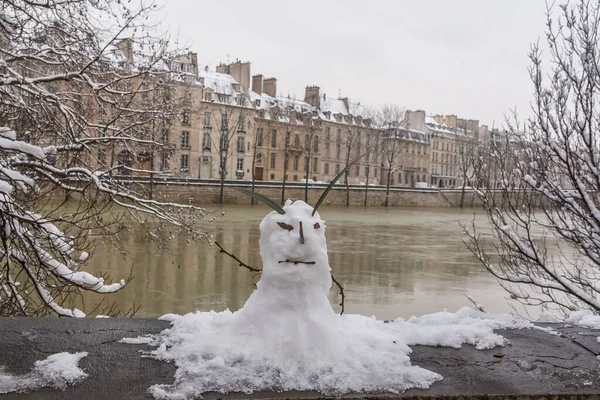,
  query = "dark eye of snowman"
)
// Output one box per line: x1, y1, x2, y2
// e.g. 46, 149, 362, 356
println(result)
314, 222, 320, 229
277, 222, 294, 231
